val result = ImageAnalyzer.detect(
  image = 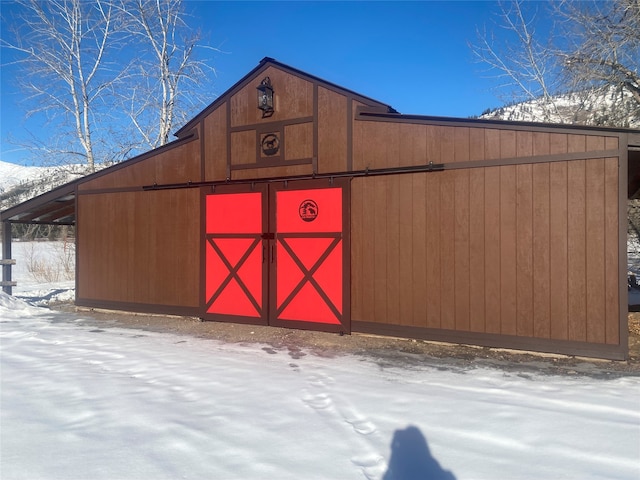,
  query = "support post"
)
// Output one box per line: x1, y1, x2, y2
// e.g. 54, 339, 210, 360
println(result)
2, 222, 16, 295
